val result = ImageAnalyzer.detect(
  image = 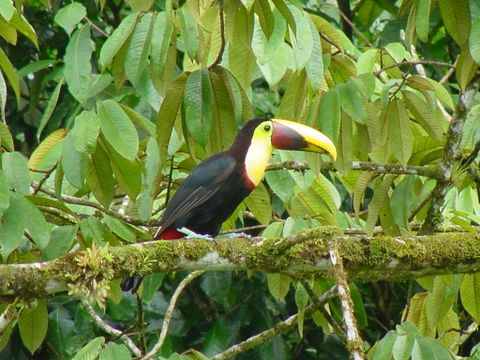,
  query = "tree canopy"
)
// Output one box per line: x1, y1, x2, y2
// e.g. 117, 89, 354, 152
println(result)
1, 0, 480, 359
